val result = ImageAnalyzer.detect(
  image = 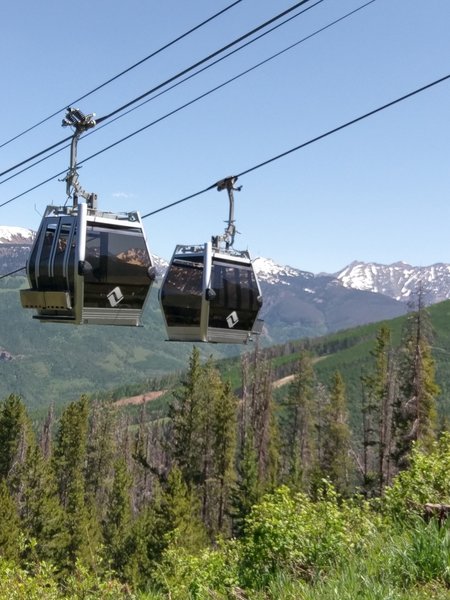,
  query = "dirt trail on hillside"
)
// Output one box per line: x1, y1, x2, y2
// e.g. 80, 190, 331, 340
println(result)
112, 390, 167, 407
